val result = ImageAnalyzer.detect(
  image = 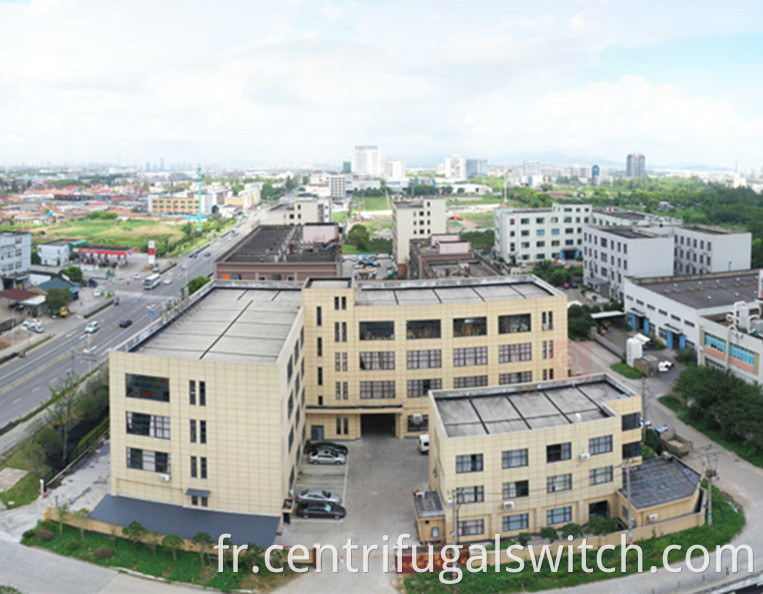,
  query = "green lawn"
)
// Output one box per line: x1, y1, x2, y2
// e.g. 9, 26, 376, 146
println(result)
610, 362, 645, 379
354, 196, 389, 211
659, 395, 763, 468
404, 486, 743, 593
0, 473, 40, 509
23, 522, 296, 592
460, 211, 495, 228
